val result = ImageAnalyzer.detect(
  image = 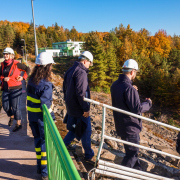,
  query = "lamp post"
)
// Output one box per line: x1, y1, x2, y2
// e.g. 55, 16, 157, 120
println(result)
26, 50, 29, 61
21, 46, 24, 62
31, 0, 38, 57
21, 39, 26, 62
